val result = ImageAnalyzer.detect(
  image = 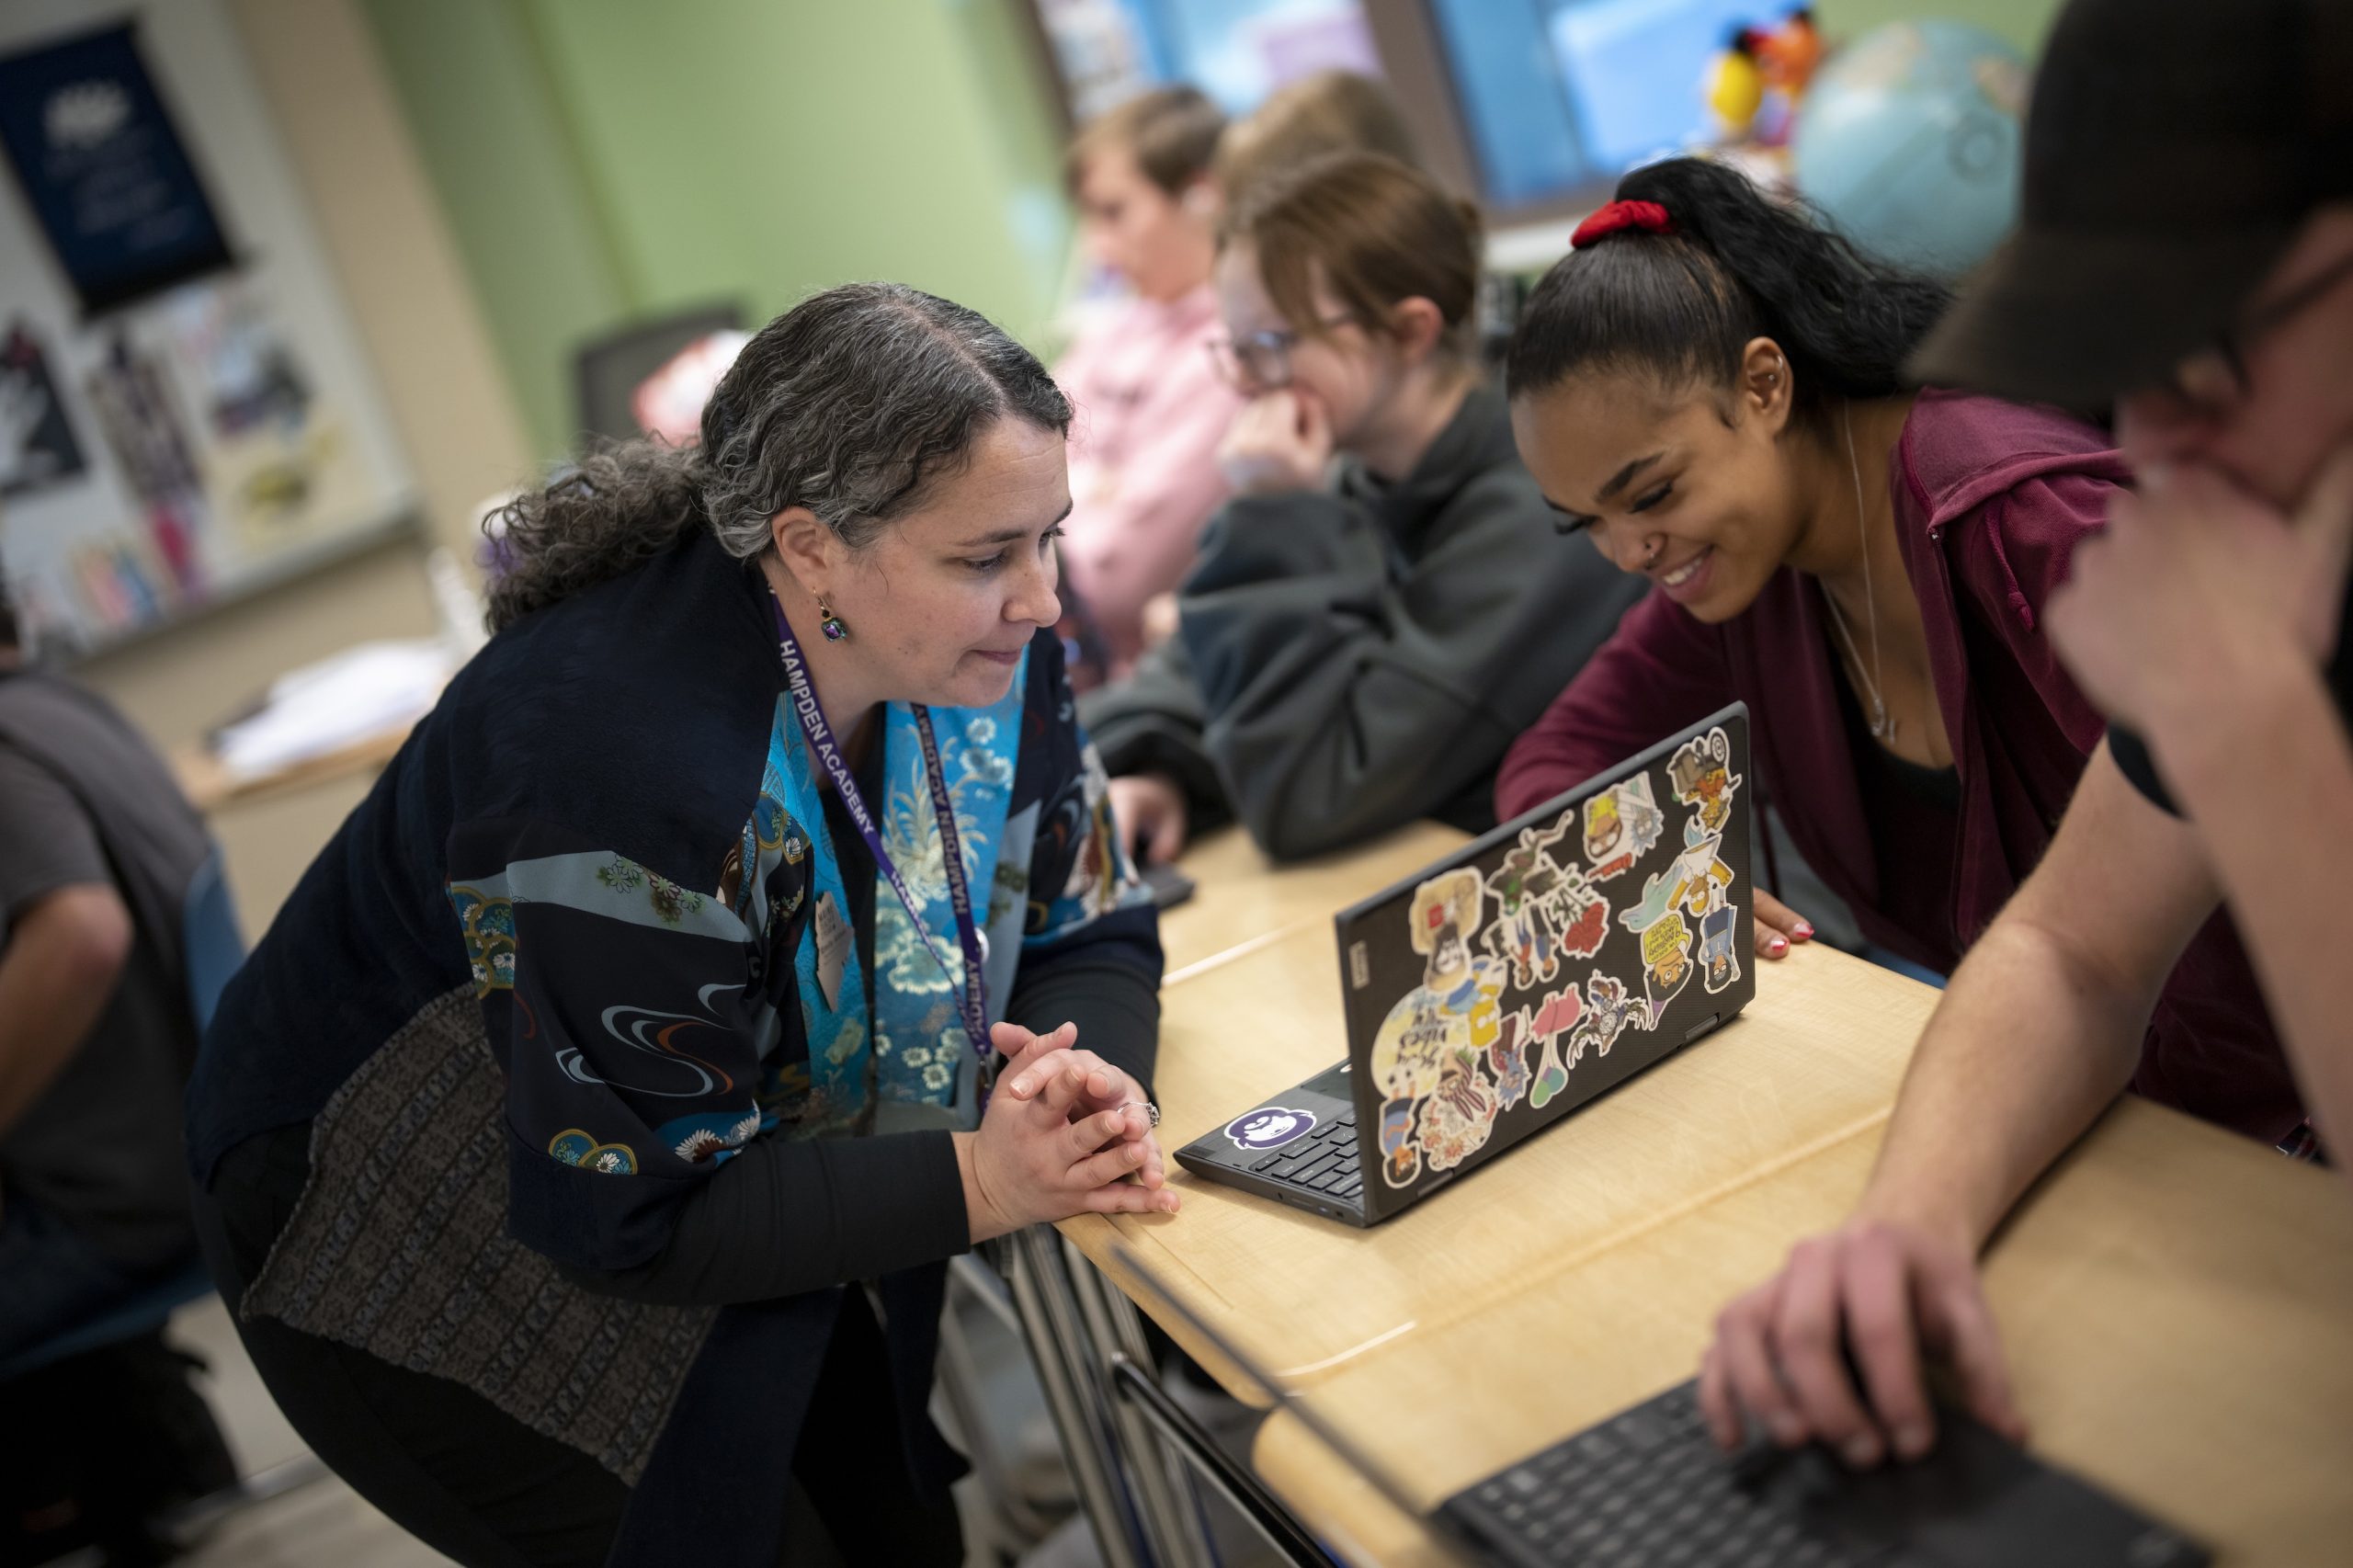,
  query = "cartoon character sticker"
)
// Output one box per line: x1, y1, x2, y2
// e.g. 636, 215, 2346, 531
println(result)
1574, 971, 1642, 1054
1419, 1060, 1501, 1173
1667, 726, 1745, 845
1489, 1011, 1533, 1111
1379, 1097, 1417, 1182
1519, 983, 1584, 1109
1482, 815, 1610, 989
1369, 869, 1506, 1188
1224, 1106, 1318, 1153
1551, 881, 1611, 963
1699, 901, 1742, 994
1619, 835, 1736, 935
1639, 911, 1694, 1027
1582, 774, 1666, 881
1483, 820, 1569, 988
